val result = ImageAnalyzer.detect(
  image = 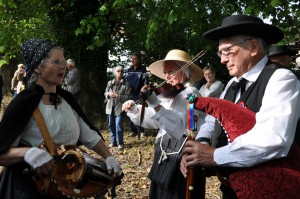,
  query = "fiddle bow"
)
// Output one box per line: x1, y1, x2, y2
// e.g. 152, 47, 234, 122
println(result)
132, 50, 206, 137
135, 50, 207, 105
